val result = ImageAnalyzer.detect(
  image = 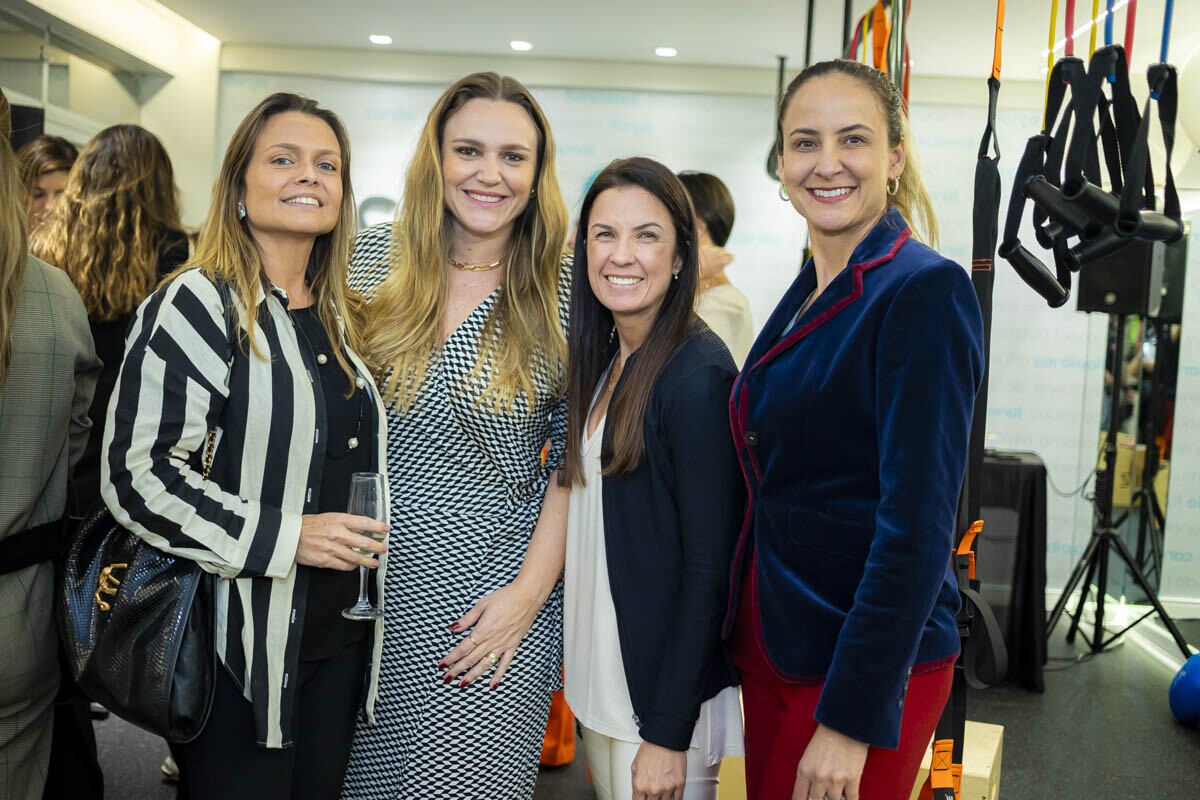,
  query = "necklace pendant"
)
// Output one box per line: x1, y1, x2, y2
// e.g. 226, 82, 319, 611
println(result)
347, 437, 359, 450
